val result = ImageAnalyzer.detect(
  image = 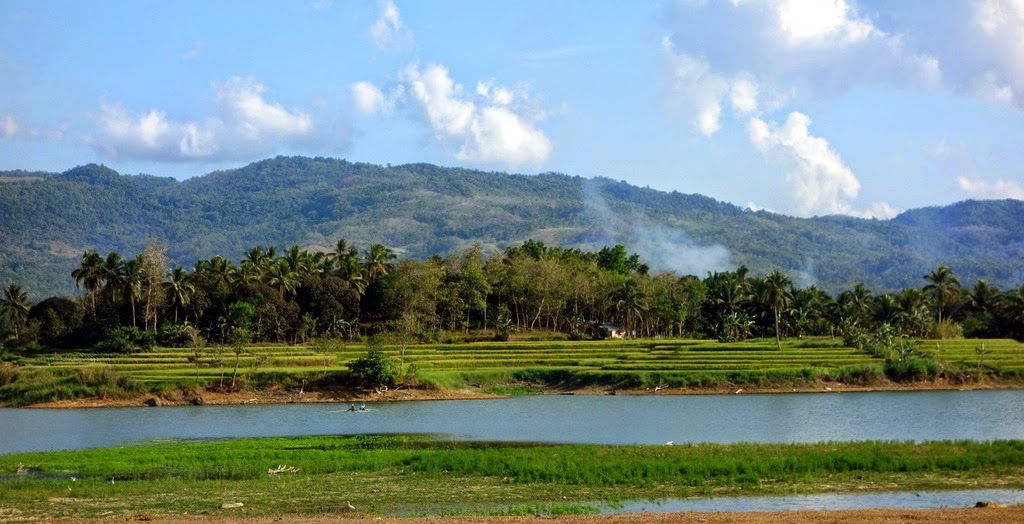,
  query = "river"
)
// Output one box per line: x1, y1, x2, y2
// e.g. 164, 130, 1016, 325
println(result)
3, 389, 1023, 454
